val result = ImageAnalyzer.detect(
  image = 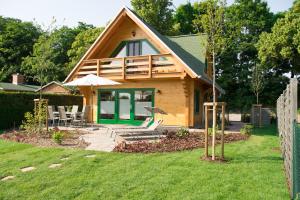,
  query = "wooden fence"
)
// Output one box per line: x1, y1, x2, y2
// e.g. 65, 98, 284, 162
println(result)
277, 78, 299, 199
